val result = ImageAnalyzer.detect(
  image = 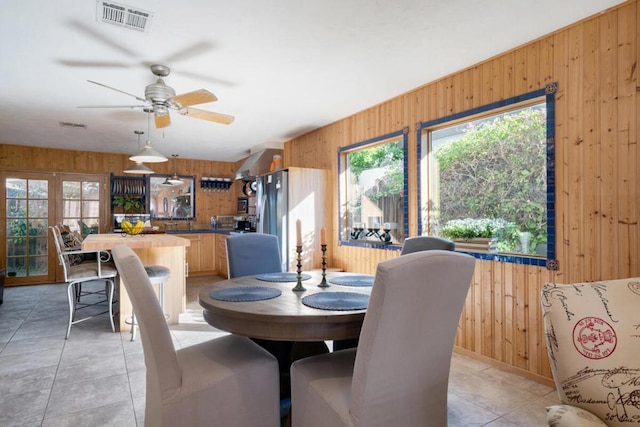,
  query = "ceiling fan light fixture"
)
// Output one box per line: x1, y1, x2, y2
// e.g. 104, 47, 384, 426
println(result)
129, 141, 168, 163
124, 162, 154, 174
